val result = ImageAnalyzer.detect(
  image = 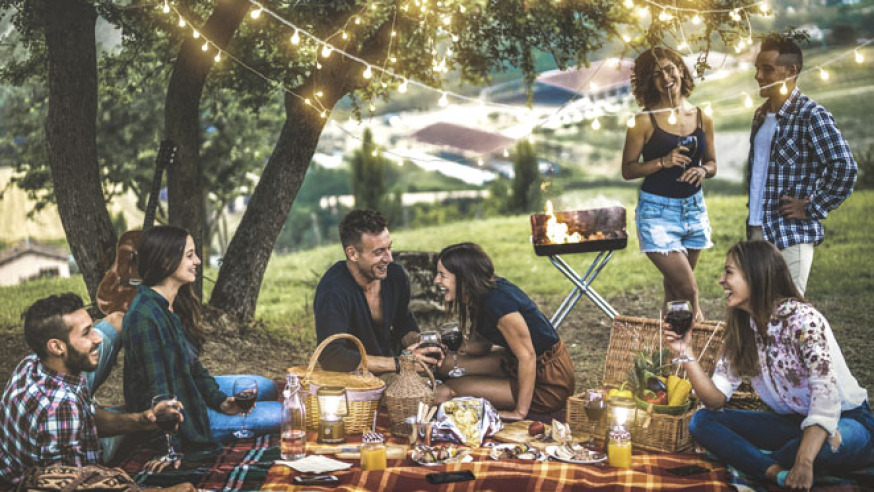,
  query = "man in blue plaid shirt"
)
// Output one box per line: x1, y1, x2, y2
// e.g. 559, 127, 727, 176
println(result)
746, 35, 857, 295
0, 293, 191, 487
